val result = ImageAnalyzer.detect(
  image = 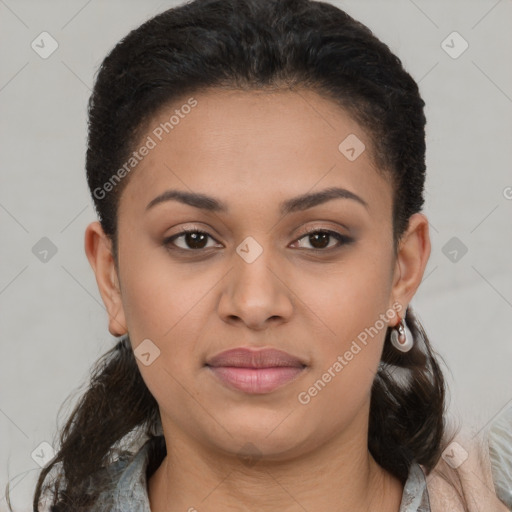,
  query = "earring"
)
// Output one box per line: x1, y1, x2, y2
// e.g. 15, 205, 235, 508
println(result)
390, 315, 413, 352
